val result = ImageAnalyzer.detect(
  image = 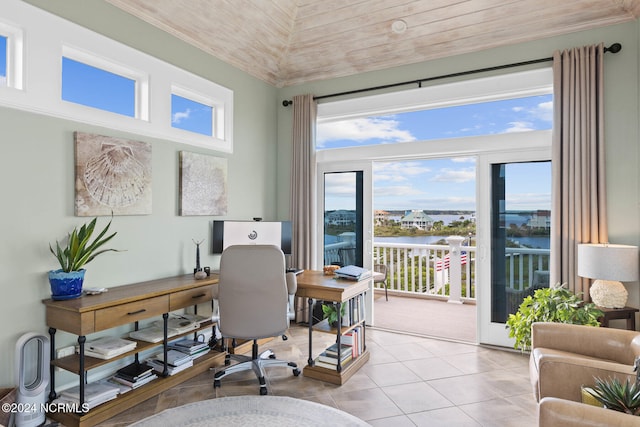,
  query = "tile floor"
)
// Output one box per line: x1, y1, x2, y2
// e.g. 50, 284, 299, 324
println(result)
100, 324, 538, 426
